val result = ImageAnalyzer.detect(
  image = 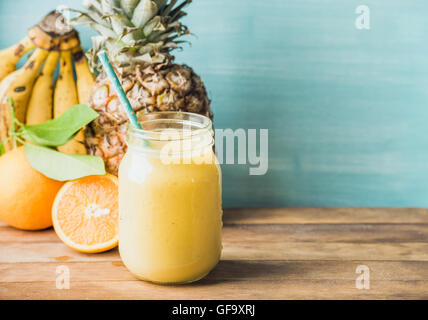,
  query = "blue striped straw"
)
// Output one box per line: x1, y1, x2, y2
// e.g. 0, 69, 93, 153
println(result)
97, 51, 142, 129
